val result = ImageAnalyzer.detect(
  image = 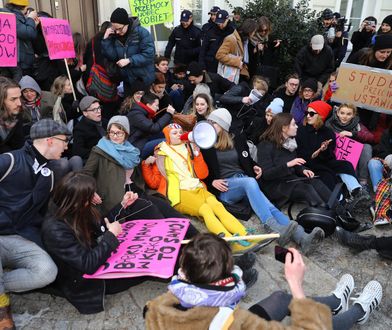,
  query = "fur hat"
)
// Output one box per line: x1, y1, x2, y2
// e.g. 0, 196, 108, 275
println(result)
207, 108, 232, 132
163, 123, 183, 144
108, 115, 130, 134
110, 8, 129, 25
308, 101, 332, 122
